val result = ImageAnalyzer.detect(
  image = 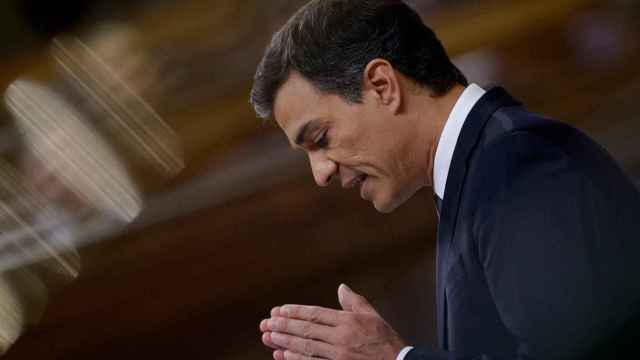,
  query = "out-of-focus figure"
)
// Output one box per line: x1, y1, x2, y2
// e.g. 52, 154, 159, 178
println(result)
0, 22, 183, 354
